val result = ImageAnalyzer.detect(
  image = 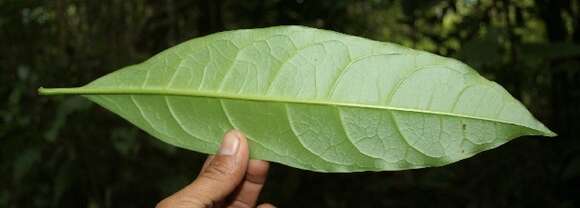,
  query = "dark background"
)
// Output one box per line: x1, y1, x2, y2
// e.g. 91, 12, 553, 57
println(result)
1, 0, 579, 207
